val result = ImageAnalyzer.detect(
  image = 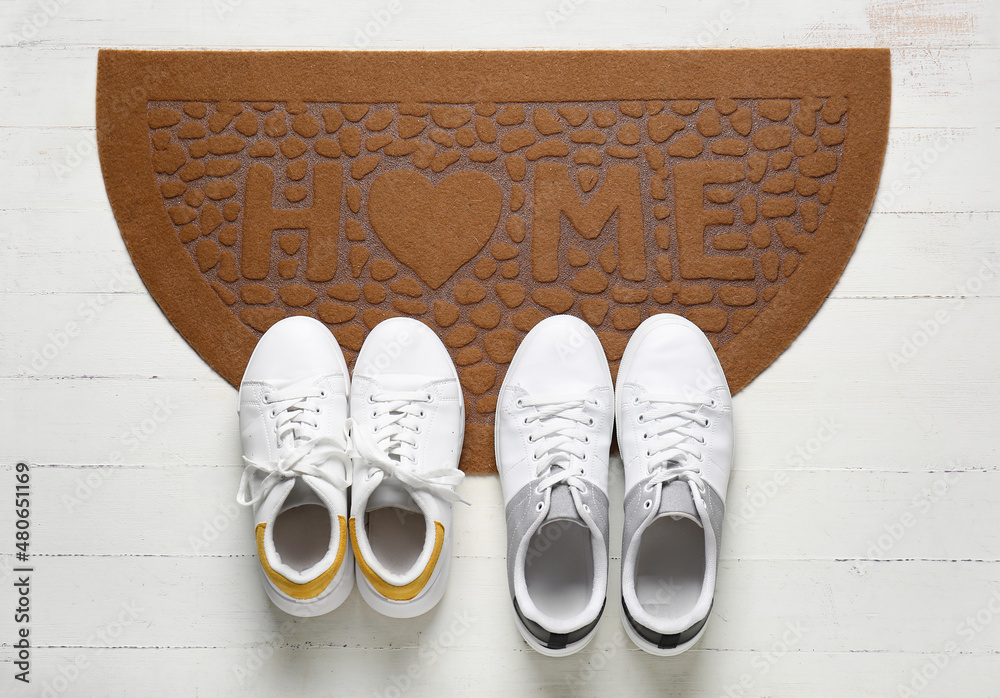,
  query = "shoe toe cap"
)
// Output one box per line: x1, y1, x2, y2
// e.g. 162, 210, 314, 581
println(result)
243, 316, 345, 384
